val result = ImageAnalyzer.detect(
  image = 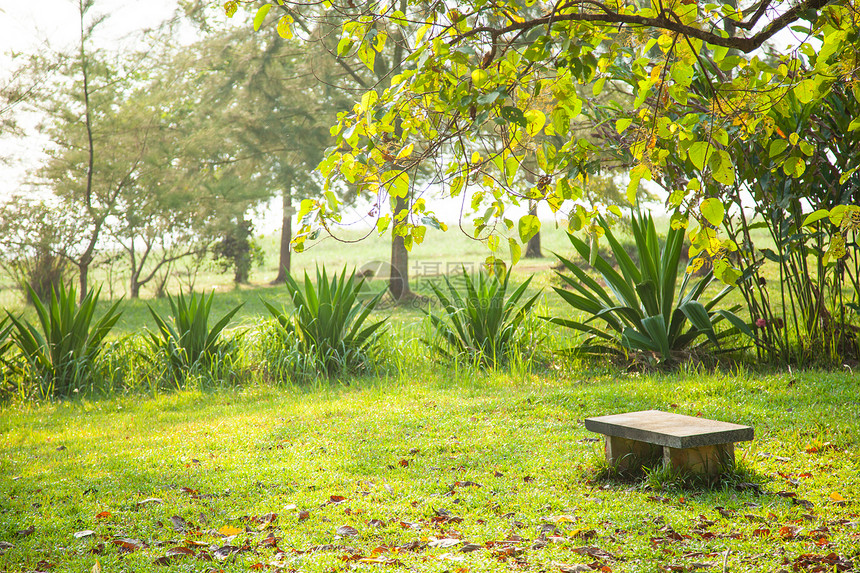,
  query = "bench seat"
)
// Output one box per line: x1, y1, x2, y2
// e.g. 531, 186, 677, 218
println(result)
584, 409, 754, 475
